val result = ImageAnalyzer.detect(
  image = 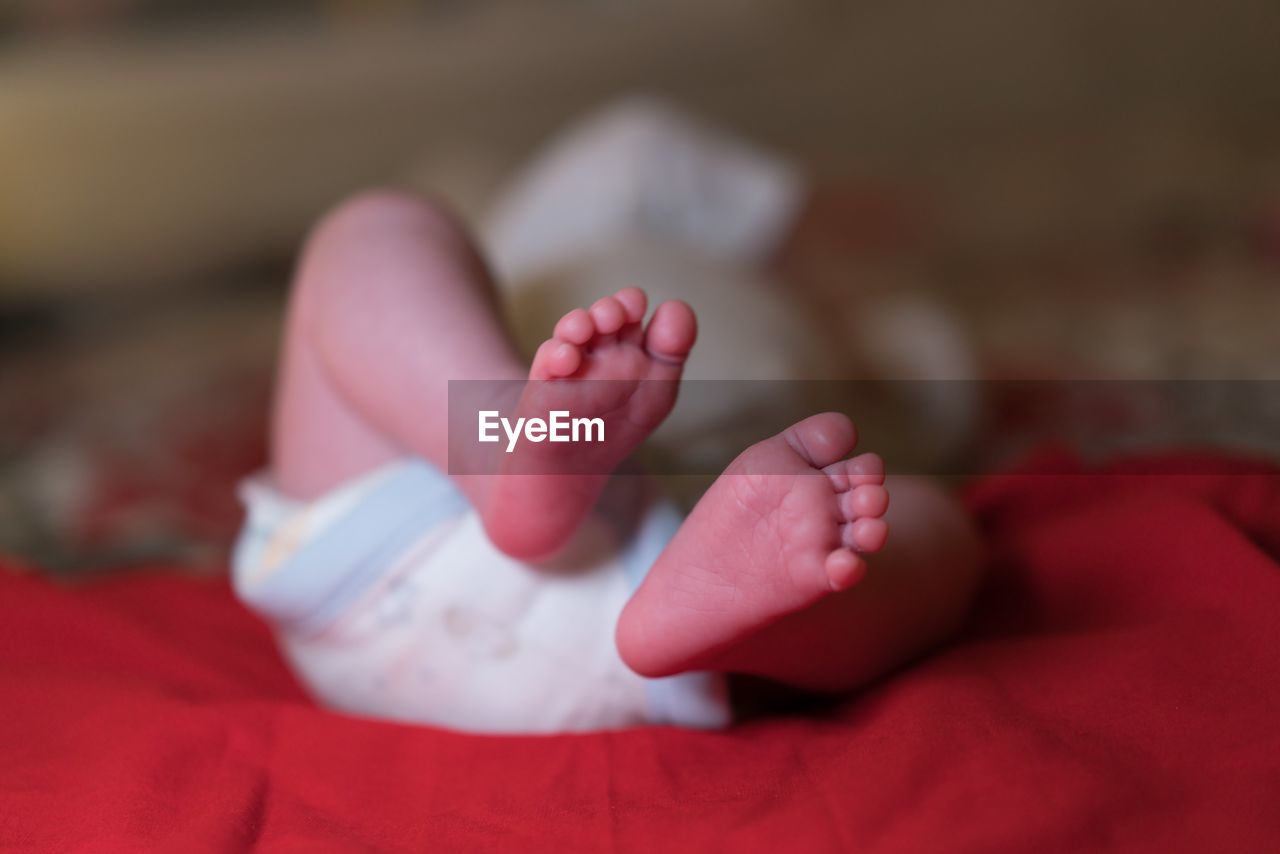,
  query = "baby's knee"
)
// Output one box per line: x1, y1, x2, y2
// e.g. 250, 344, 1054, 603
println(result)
291, 187, 481, 320
307, 188, 465, 254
